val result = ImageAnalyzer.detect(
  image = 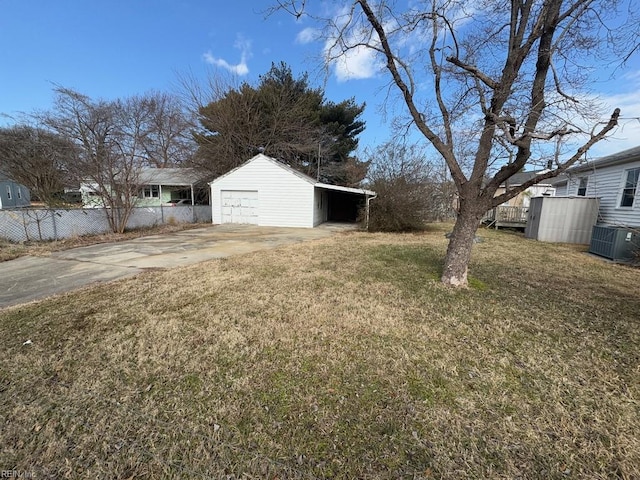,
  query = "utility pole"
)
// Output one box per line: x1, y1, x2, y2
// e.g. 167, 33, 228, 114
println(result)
317, 141, 321, 181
